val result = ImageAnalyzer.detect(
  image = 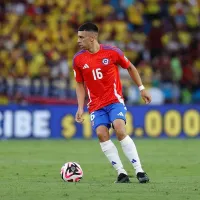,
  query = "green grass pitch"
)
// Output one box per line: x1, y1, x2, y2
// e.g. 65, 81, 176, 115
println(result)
0, 139, 199, 200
